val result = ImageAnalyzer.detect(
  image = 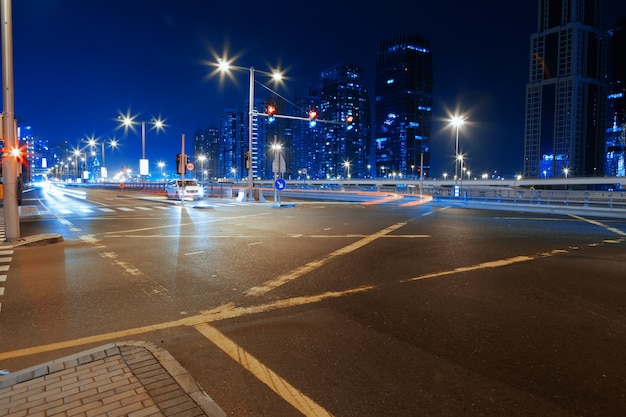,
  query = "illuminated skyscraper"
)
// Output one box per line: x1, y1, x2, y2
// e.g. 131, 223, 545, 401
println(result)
606, 17, 626, 177
523, 0, 608, 178
317, 64, 370, 179
374, 33, 432, 179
